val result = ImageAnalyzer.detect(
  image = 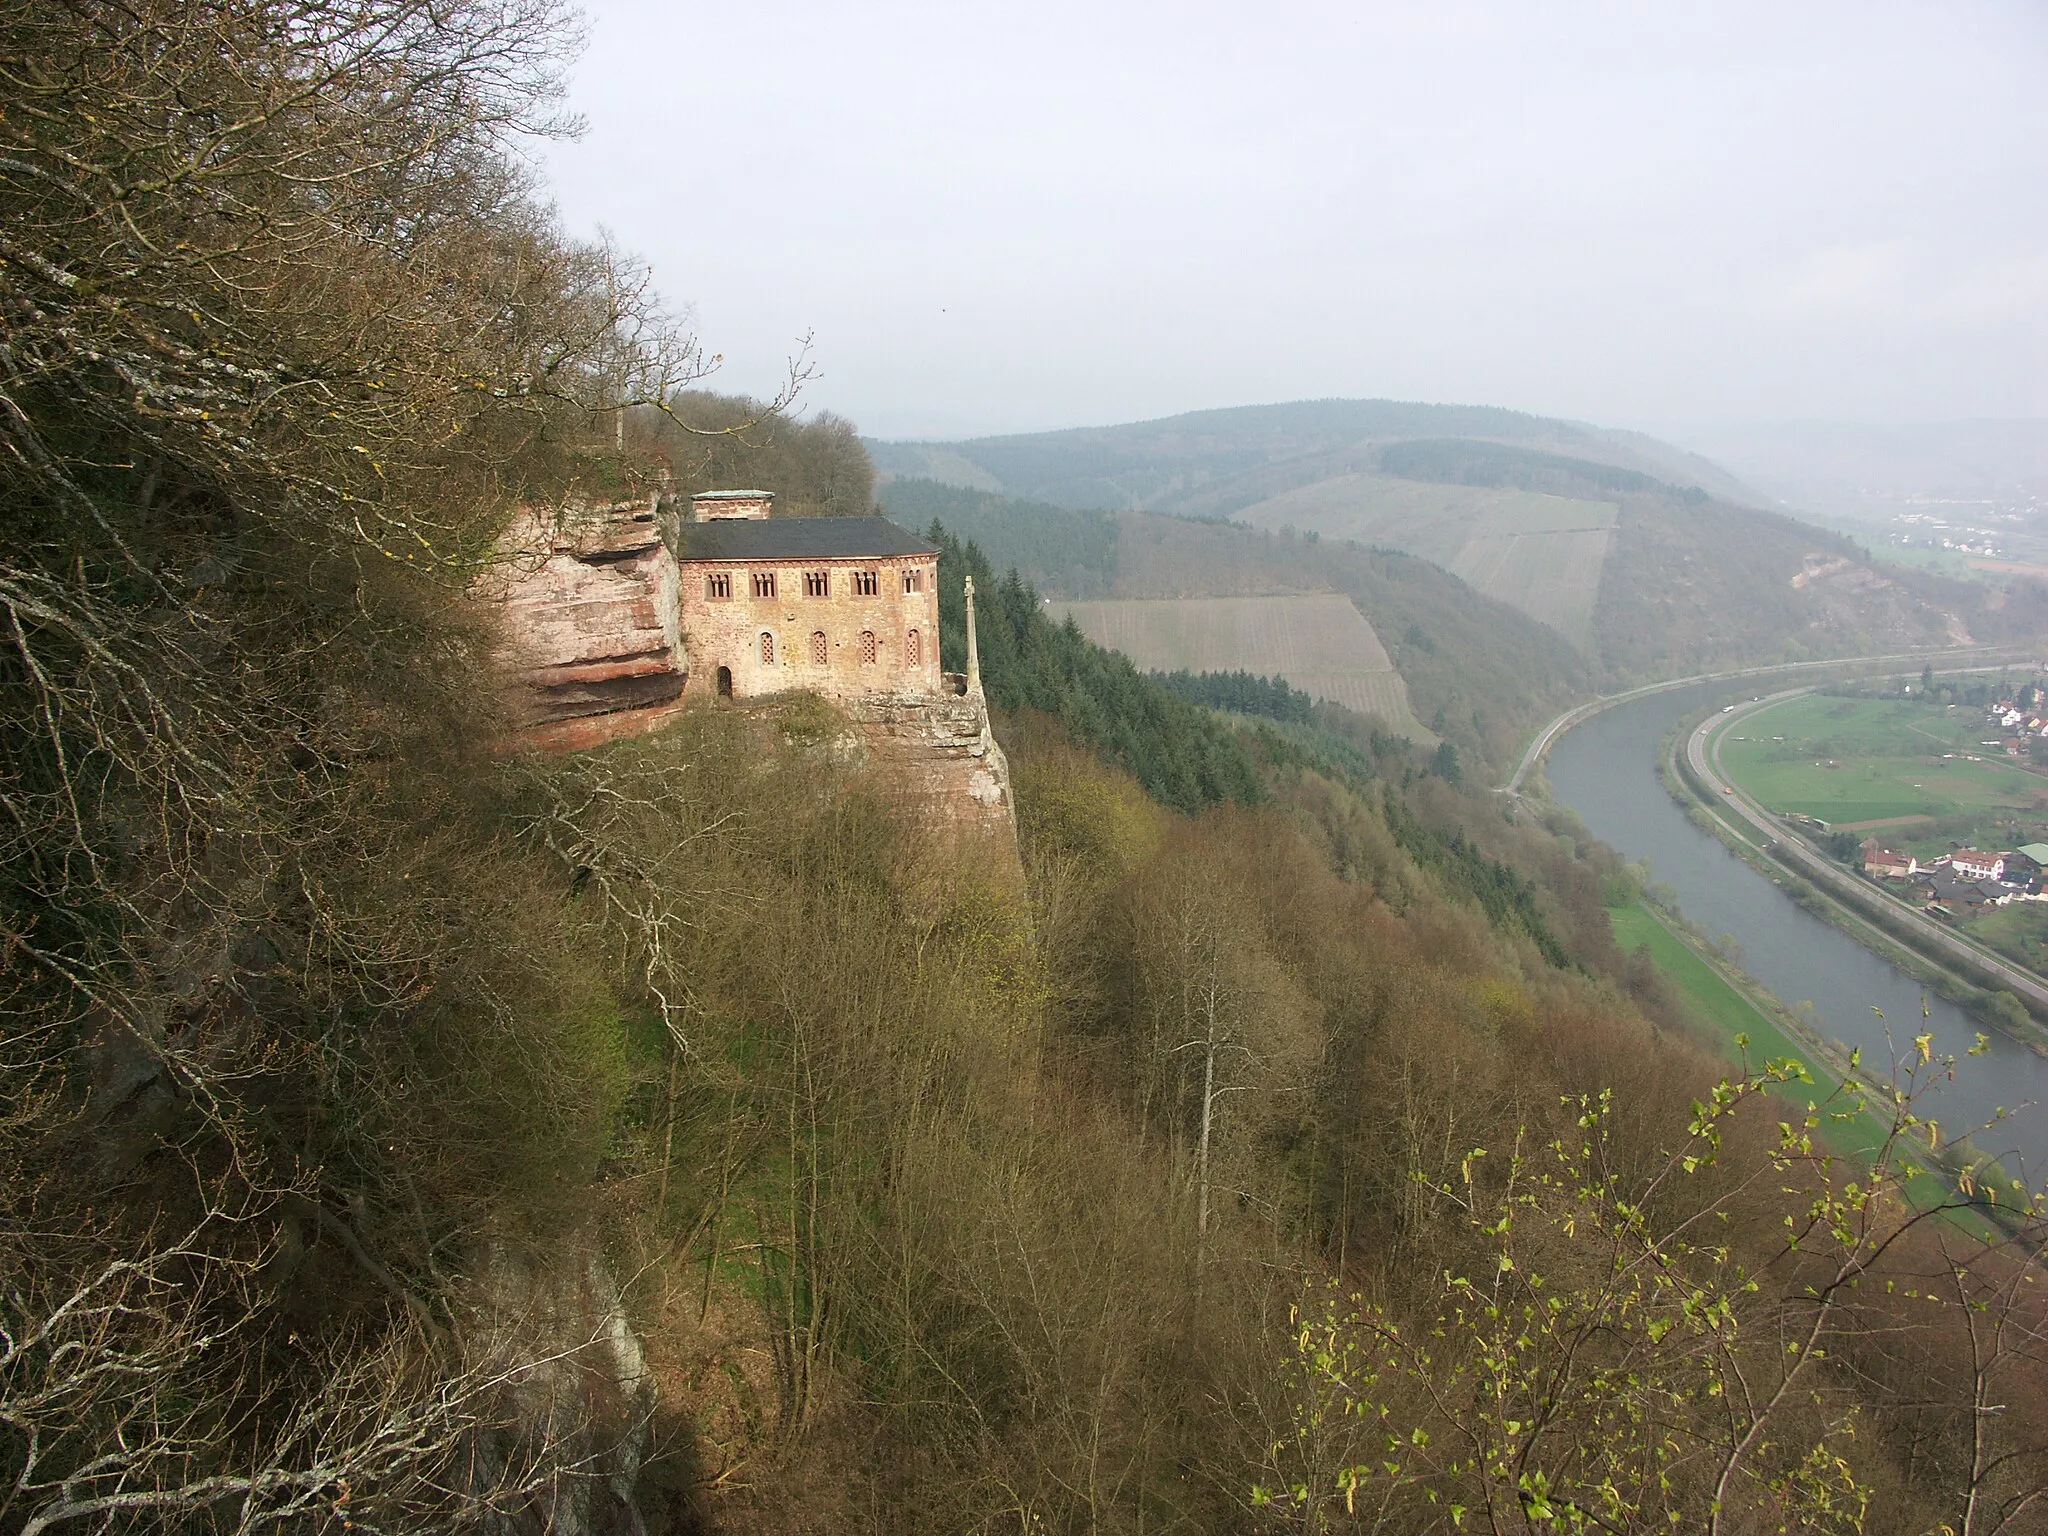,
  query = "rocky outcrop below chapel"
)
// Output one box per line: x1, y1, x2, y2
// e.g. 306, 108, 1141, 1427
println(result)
842, 684, 1017, 846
